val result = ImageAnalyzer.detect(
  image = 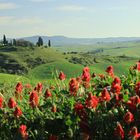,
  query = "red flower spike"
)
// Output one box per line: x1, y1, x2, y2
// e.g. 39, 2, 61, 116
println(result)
8, 98, 17, 108
34, 82, 43, 93
123, 111, 134, 124
82, 67, 90, 82
45, 89, 52, 99
74, 103, 86, 119
19, 125, 28, 140
129, 127, 140, 140
59, 71, 66, 80
69, 78, 79, 95
85, 92, 98, 109
14, 106, 22, 118
29, 91, 39, 108
0, 96, 3, 108
111, 77, 121, 94
49, 135, 58, 140
106, 65, 114, 77
136, 61, 140, 71
25, 84, 31, 89
114, 122, 124, 139
101, 88, 111, 102
15, 82, 23, 94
